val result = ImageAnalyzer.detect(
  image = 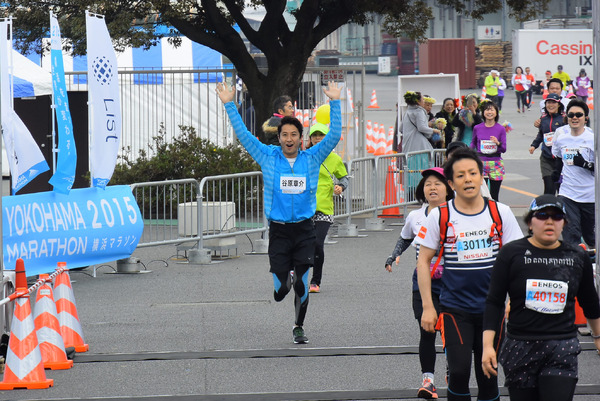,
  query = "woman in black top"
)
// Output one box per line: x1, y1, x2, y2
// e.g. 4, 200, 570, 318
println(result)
482, 194, 600, 401
435, 97, 458, 149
